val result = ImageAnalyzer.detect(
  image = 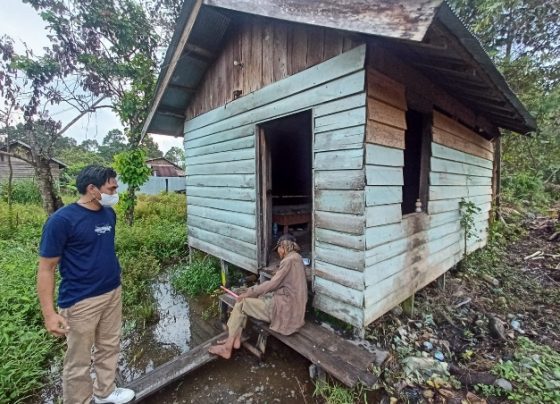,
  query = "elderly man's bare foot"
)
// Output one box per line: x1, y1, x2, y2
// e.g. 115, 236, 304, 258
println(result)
208, 344, 232, 359
217, 334, 241, 349
233, 334, 241, 349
